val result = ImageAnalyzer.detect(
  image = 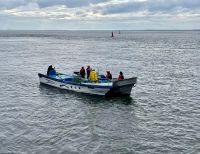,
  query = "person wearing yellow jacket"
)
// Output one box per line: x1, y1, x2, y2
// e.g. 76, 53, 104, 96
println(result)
89, 69, 98, 82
